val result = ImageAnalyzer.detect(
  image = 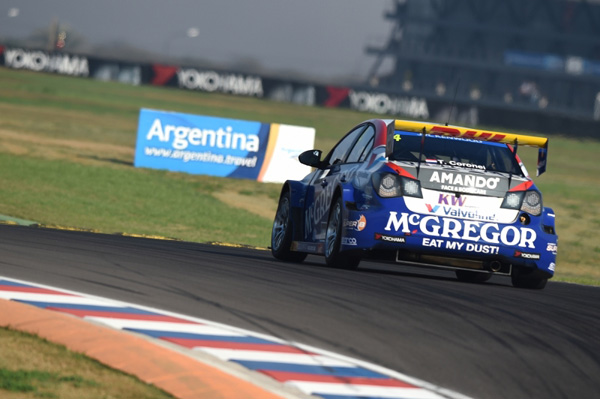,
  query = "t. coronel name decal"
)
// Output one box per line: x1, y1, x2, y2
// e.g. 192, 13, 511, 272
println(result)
384, 212, 536, 248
